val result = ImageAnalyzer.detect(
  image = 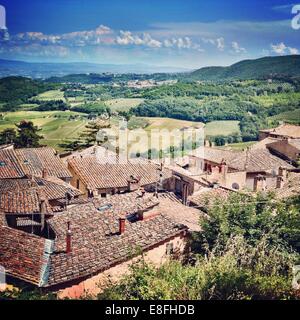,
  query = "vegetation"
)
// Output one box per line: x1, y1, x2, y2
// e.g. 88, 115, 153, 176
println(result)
99, 193, 300, 300
14, 120, 43, 148
190, 55, 300, 81
0, 111, 87, 151
0, 77, 58, 108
